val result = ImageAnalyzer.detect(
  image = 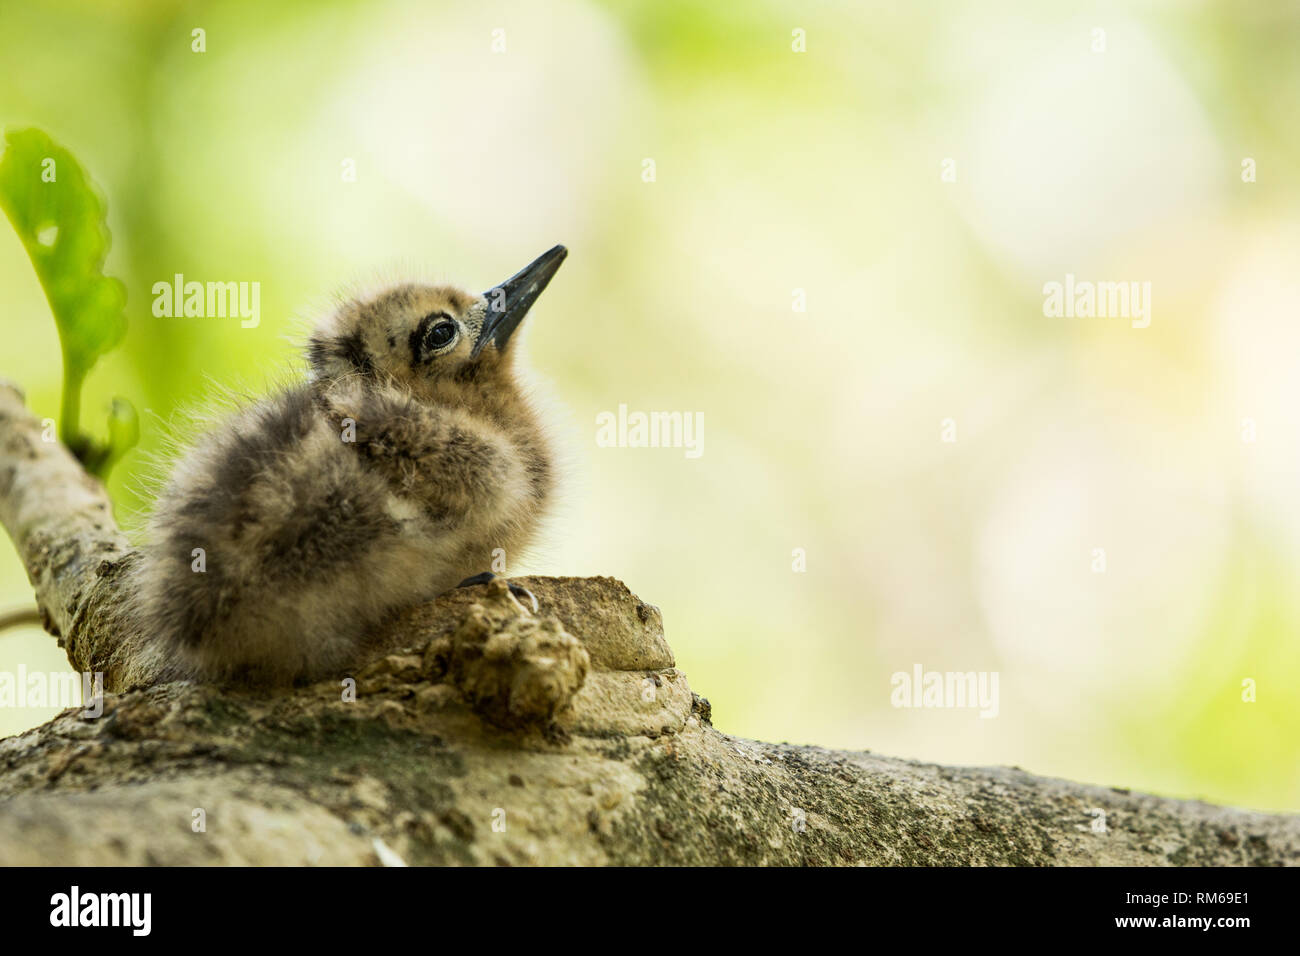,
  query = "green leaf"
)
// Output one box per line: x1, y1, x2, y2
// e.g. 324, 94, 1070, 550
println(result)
0, 127, 135, 477
102, 396, 140, 472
